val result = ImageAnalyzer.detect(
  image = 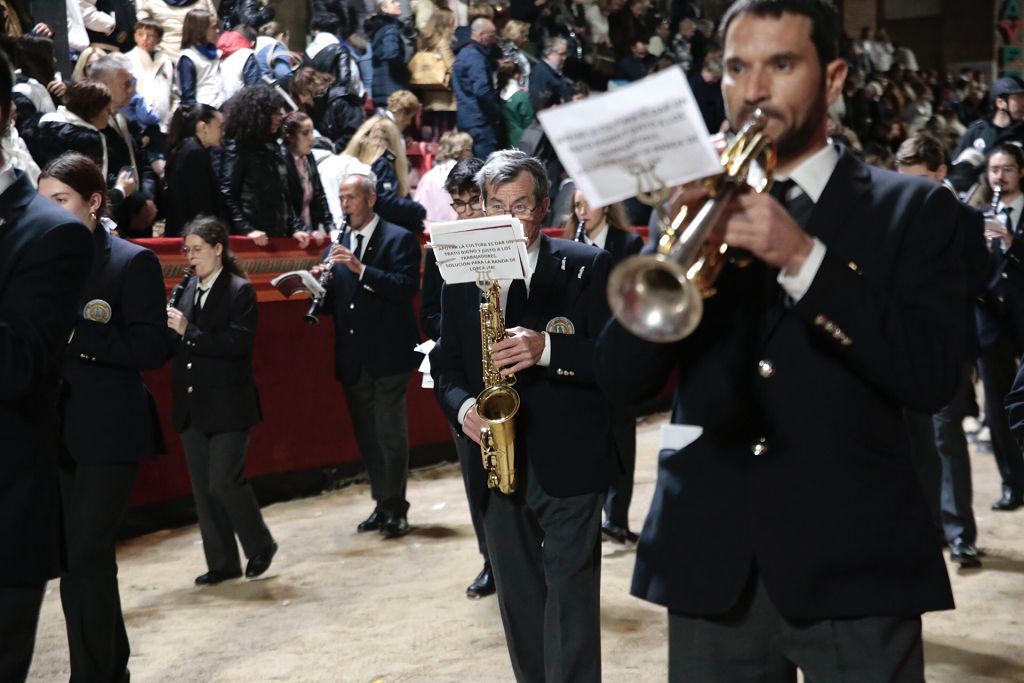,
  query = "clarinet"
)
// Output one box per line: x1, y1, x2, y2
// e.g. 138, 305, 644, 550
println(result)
573, 218, 587, 243
167, 267, 195, 308
305, 216, 350, 325
990, 186, 1004, 253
